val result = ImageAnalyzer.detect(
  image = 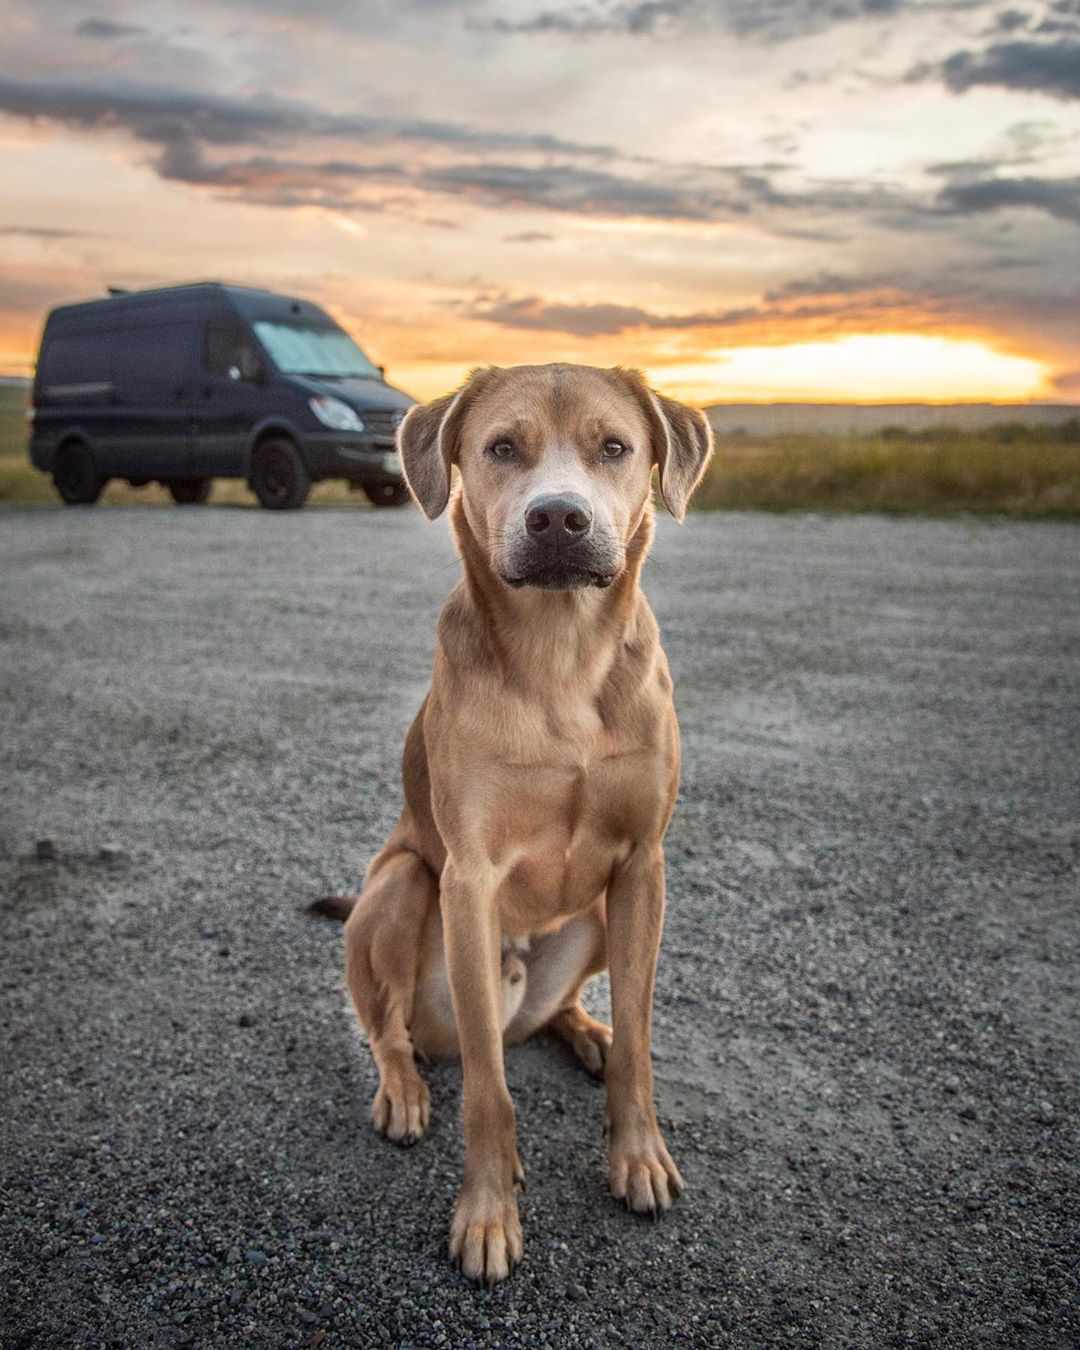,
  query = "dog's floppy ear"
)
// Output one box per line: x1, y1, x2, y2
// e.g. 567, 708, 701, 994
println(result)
397, 391, 458, 520
397, 368, 499, 520
648, 391, 714, 522
615, 369, 714, 522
